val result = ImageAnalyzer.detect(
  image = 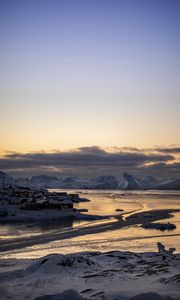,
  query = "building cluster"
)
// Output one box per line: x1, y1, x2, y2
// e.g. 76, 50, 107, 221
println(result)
0, 186, 83, 214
